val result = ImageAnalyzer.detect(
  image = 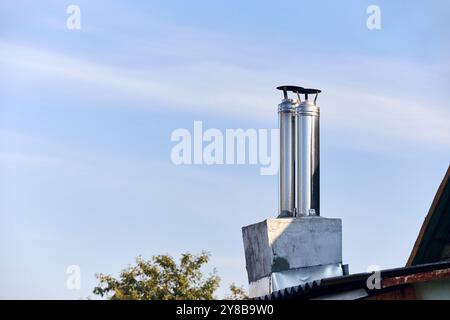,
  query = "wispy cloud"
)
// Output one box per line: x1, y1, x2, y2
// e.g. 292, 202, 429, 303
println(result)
324, 90, 450, 147
1, 40, 449, 148
0, 151, 62, 168
0, 41, 274, 118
